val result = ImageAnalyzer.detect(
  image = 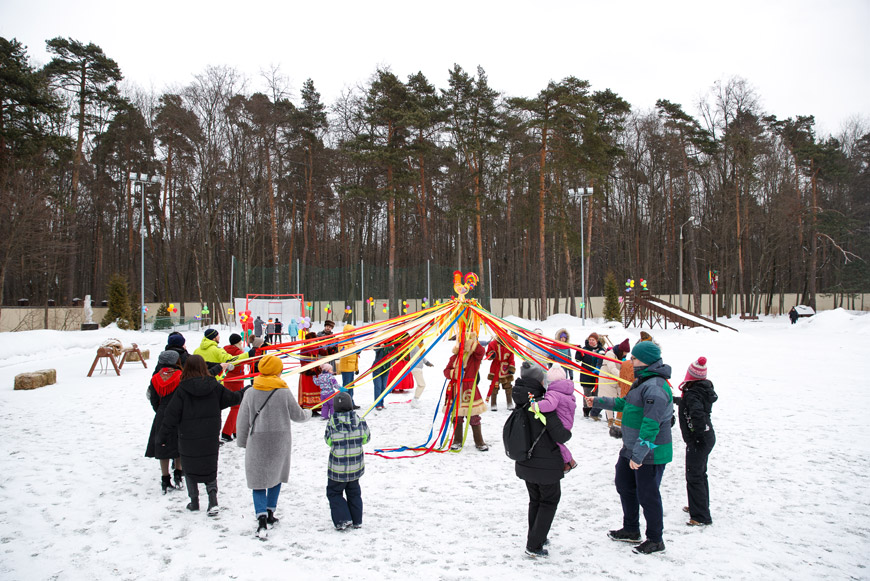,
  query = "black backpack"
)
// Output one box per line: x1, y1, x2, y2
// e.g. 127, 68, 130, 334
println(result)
503, 403, 546, 461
